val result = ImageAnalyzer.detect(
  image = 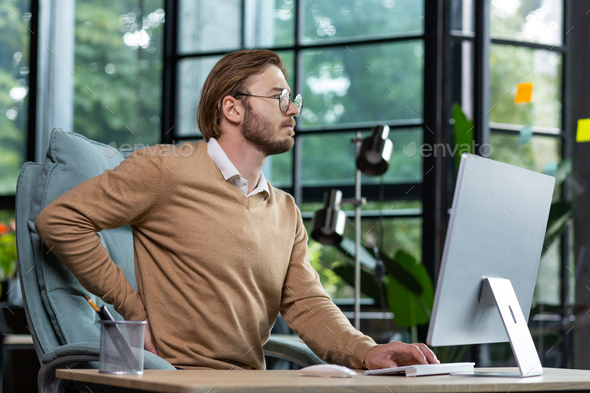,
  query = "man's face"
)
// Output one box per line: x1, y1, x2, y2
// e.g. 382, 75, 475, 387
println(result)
240, 65, 299, 156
